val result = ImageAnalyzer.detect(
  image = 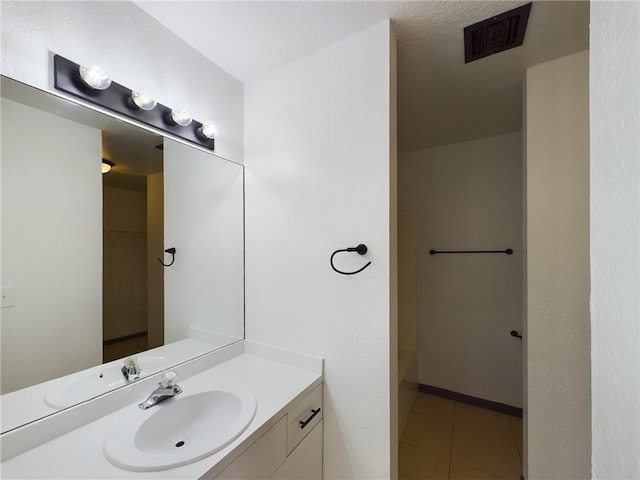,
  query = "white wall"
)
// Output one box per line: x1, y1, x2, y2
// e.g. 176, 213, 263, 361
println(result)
590, 2, 640, 478
525, 50, 590, 479
0, 98, 102, 393
0, 1, 243, 163
244, 21, 396, 480
164, 139, 244, 346
399, 132, 523, 408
